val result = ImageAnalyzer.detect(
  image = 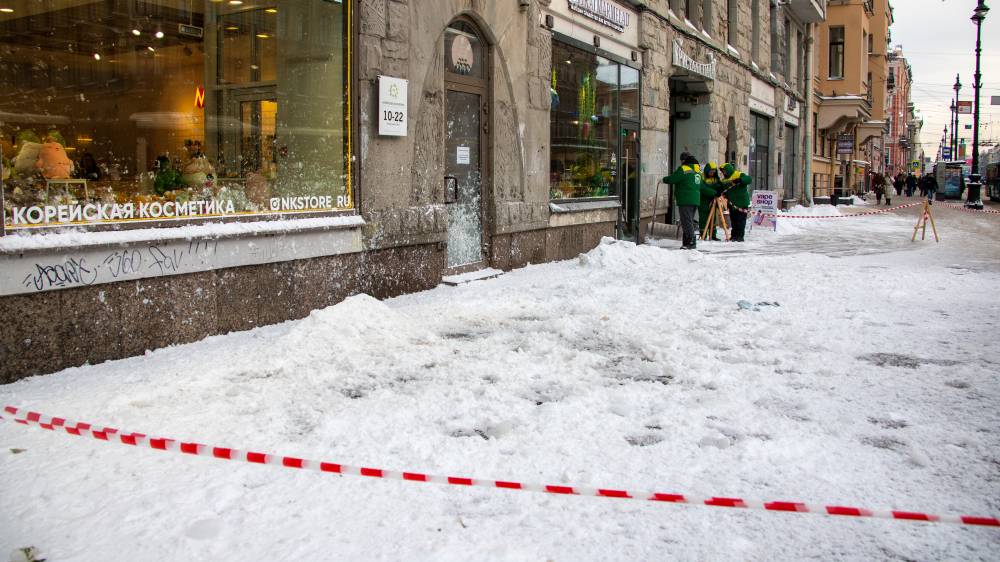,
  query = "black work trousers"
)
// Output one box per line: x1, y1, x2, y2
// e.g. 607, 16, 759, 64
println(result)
729, 207, 748, 242
679, 205, 698, 247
